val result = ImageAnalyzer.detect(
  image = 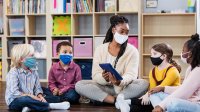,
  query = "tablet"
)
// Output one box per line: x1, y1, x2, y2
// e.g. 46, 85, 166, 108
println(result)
99, 63, 123, 80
